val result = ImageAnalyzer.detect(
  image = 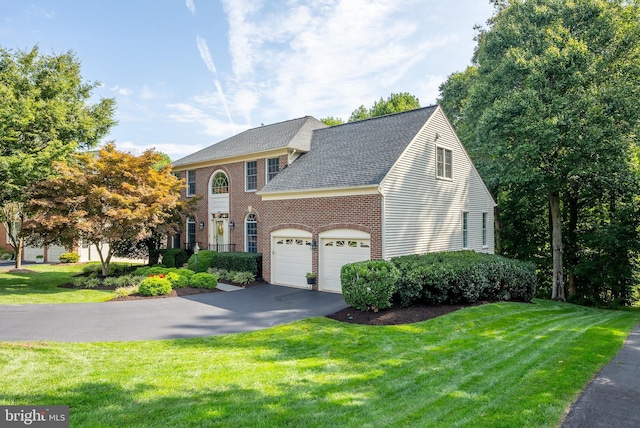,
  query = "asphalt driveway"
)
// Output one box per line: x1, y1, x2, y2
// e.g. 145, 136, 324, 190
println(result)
0, 284, 348, 342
